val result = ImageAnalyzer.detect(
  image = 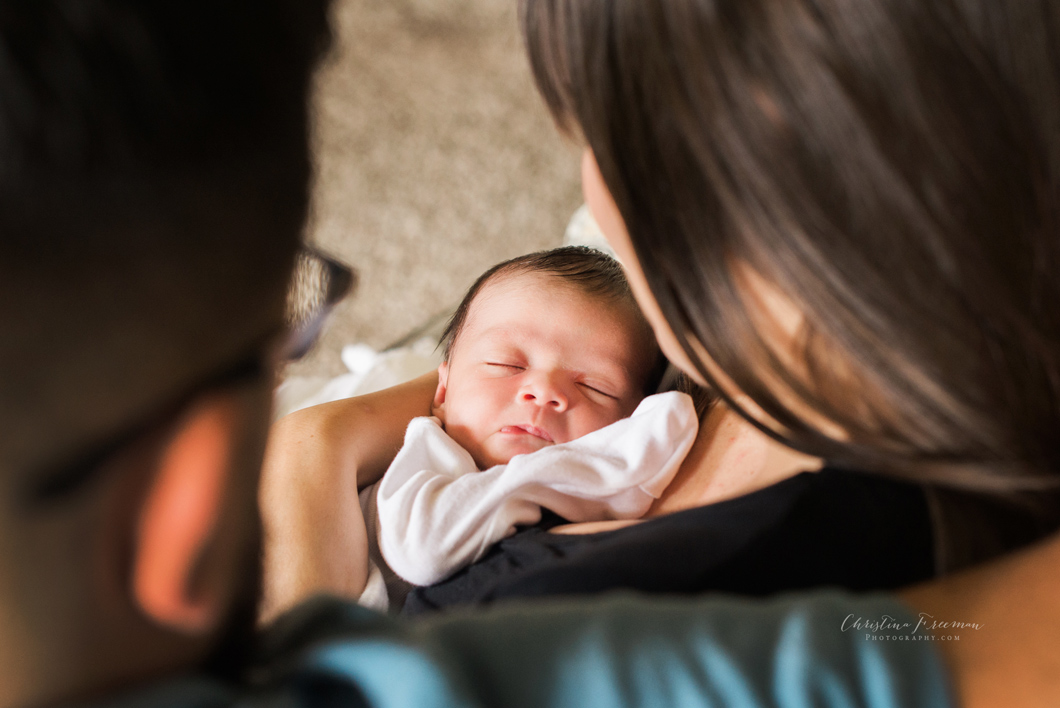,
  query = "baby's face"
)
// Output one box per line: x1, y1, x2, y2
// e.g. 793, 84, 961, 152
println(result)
434, 271, 651, 469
